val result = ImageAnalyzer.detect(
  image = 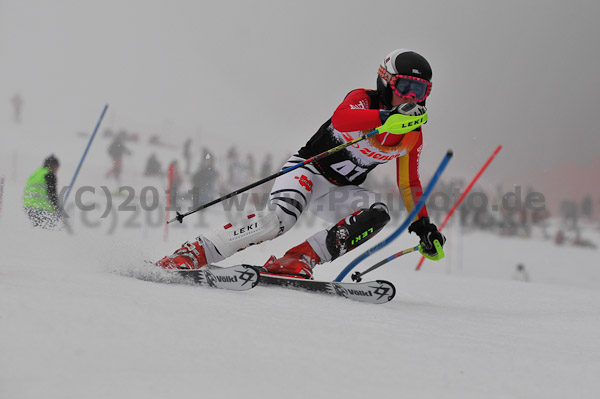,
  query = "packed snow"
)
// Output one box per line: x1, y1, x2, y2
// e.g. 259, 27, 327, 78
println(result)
2, 116, 600, 399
